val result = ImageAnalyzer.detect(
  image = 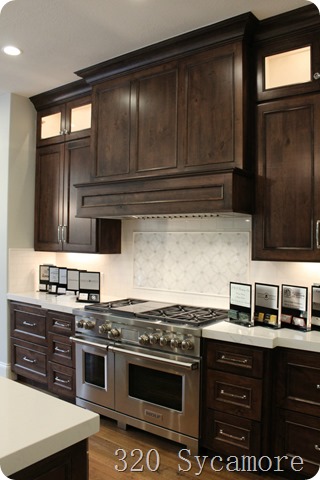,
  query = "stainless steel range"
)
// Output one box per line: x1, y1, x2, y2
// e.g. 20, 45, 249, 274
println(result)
71, 298, 227, 453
